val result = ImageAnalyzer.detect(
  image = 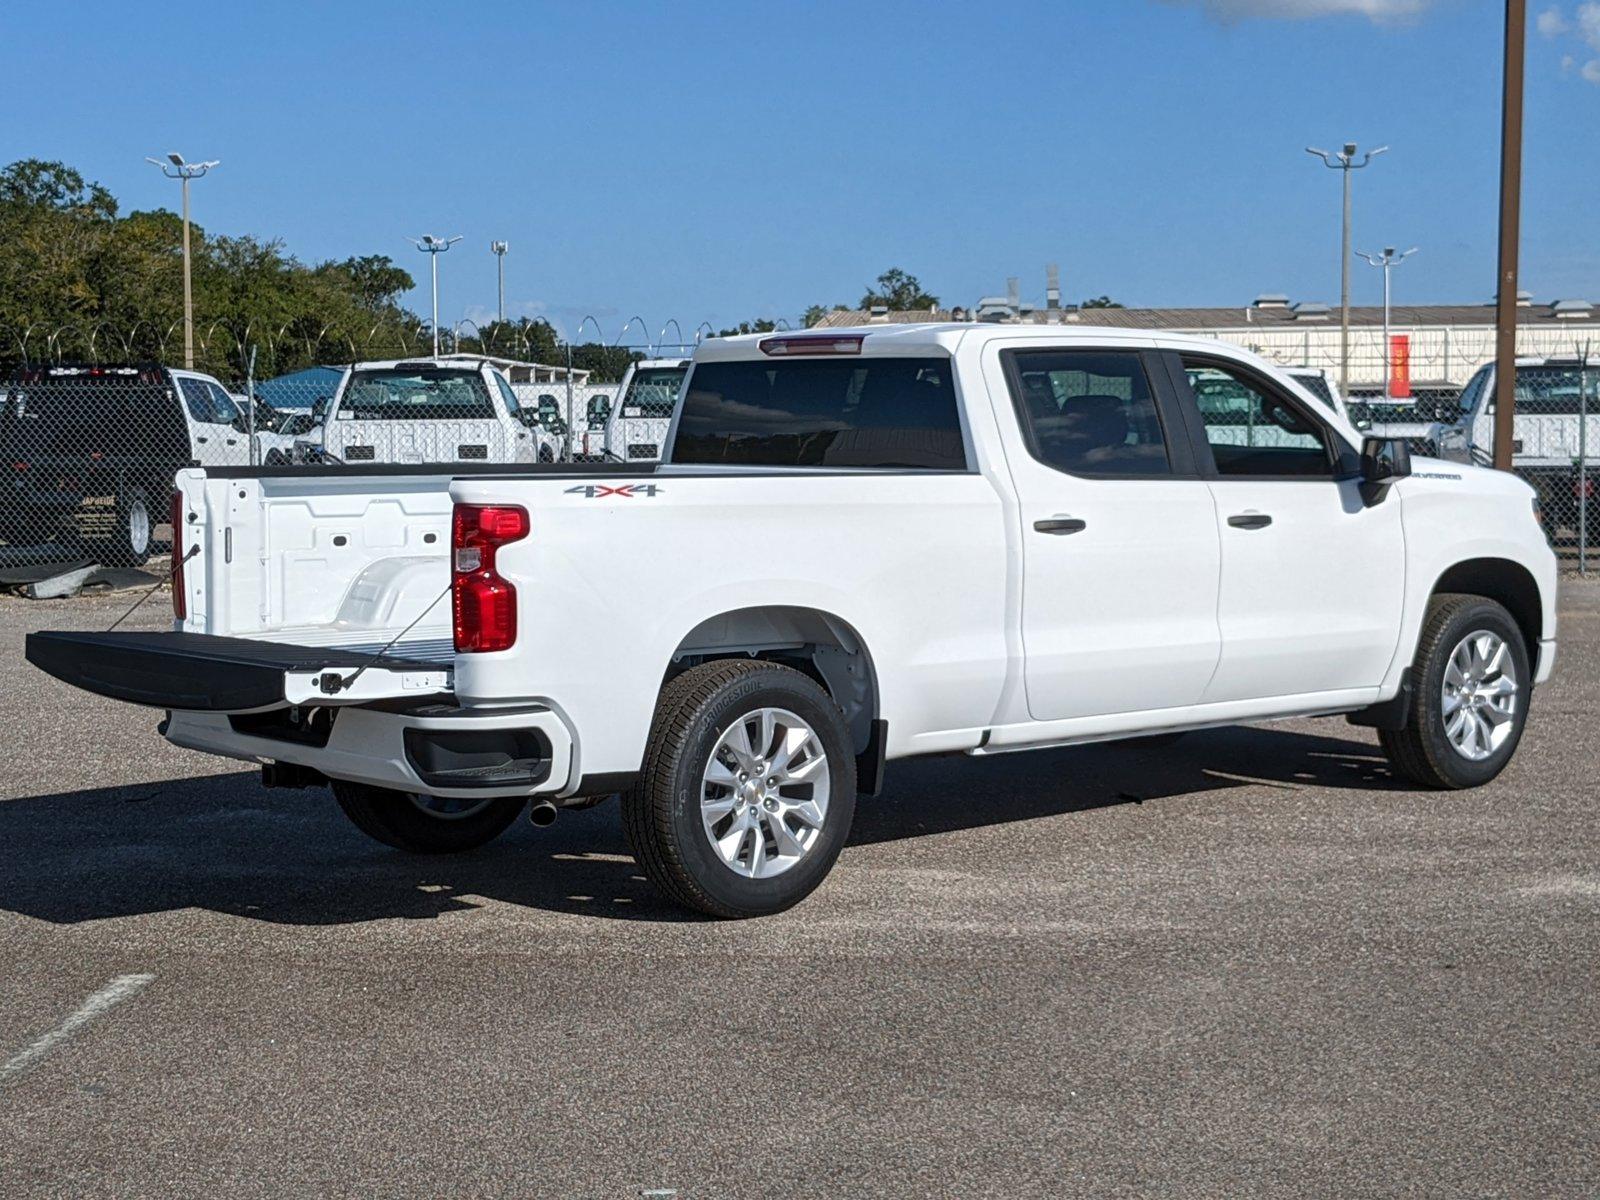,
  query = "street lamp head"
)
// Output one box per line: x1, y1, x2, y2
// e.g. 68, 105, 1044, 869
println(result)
1306, 146, 1331, 158
1384, 246, 1397, 258
167, 152, 185, 167
491, 240, 509, 255
1343, 141, 1358, 157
